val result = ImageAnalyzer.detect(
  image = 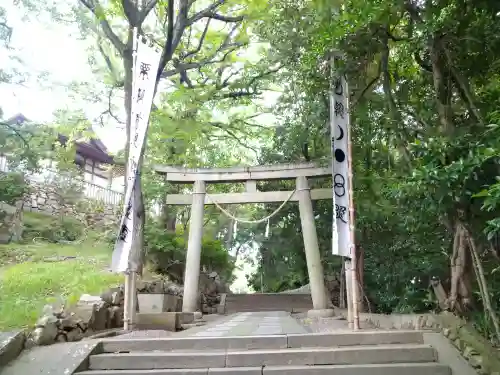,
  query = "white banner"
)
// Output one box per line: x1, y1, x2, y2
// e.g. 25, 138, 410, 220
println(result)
111, 34, 161, 273
330, 69, 352, 258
